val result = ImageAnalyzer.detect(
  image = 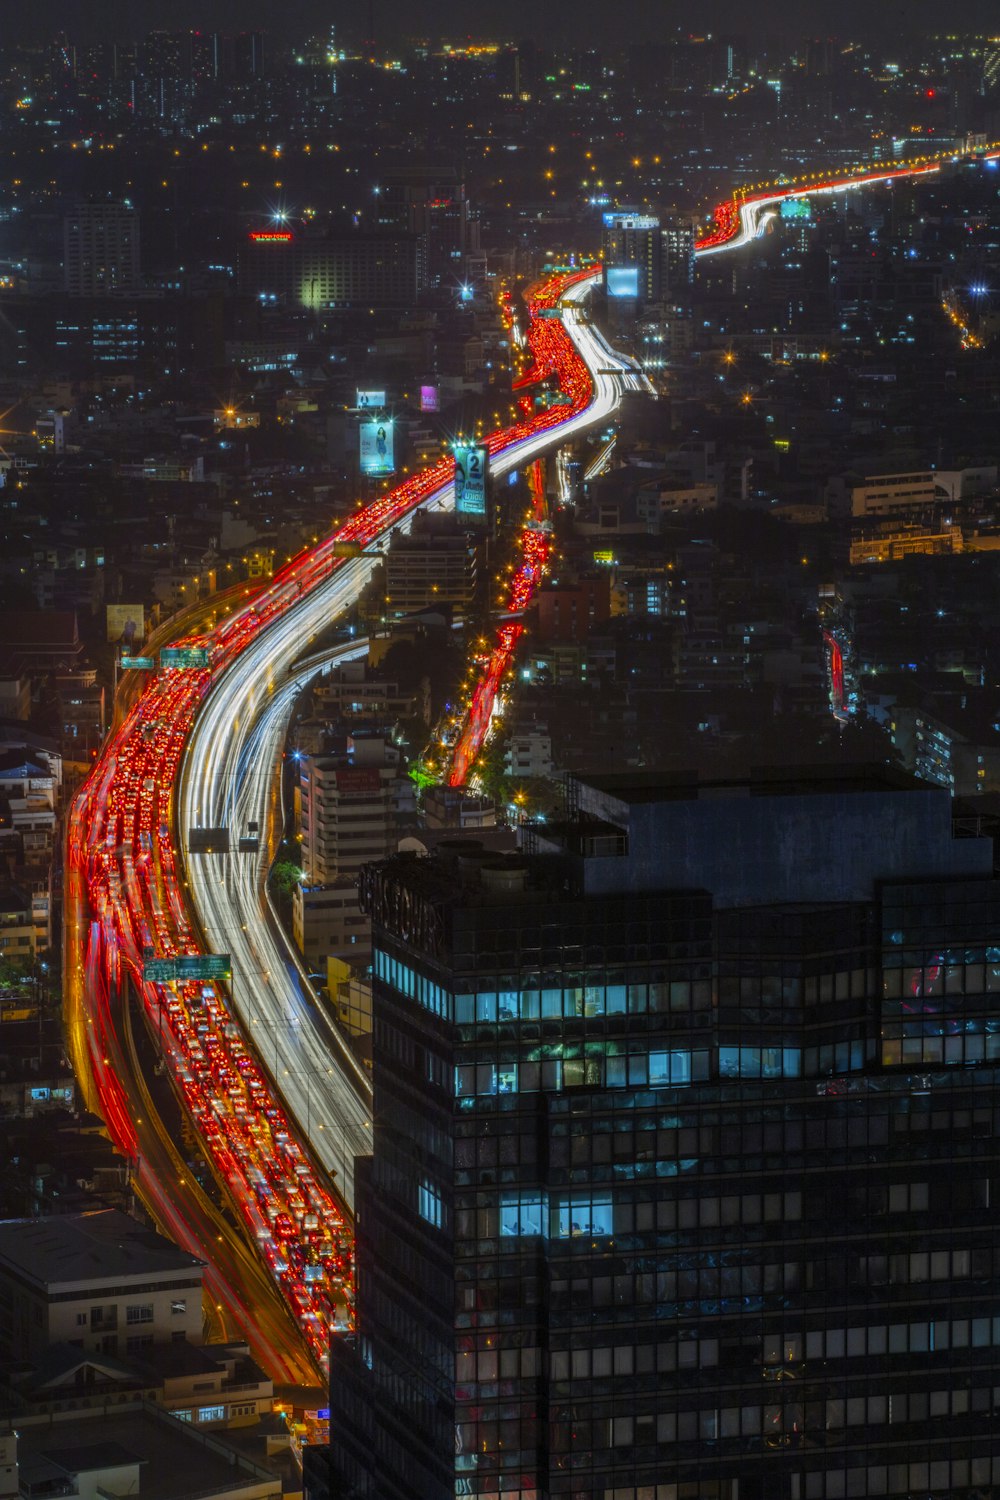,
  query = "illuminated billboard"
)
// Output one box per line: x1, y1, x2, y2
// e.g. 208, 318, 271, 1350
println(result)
606, 265, 641, 298
454, 444, 488, 517
360, 420, 395, 476
106, 604, 145, 647
249, 230, 293, 242
602, 212, 659, 229
356, 389, 386, 410
420, 384, 439, 412
780, 198, 811, 220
